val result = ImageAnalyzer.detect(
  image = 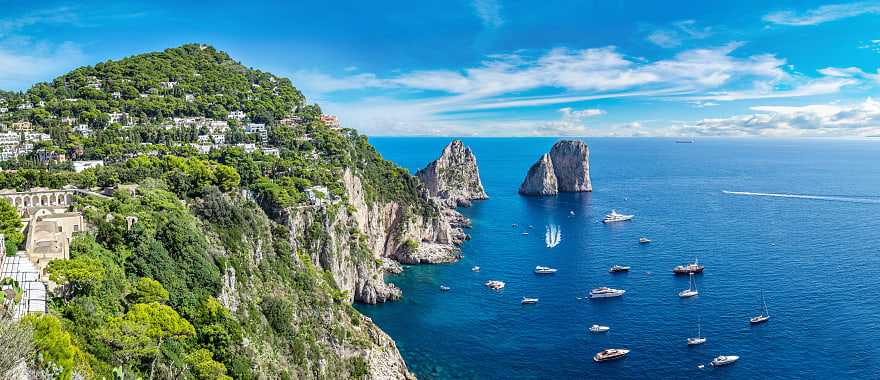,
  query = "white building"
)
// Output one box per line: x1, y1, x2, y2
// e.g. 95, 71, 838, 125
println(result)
235, 143, 257, 153
73, 125, 93, 137
72, 160, 104, 173
17, 103, 33, 110
261, 147, 280, 157
210, 134, 226, 145
185, 94, 195, 102
111, 92, 122, 99
227, 111, 246, 120
197, 135, 211, 144
108, 112, 128, 124
244, 123, 268, 140
23, 133, 50, 143
160, 81, 178, 89
0, 132, 20, 145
